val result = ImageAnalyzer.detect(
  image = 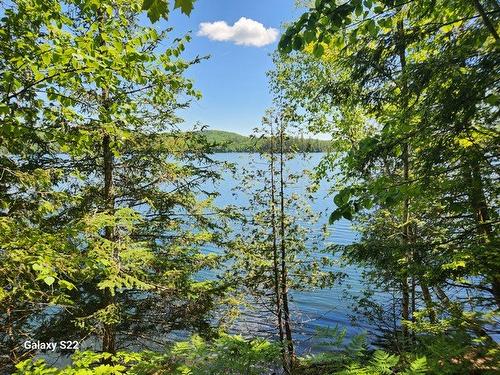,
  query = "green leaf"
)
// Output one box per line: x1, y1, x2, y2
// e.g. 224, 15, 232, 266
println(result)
342, 209, 353, 221
44, 276, 55, 286
59, 280, 76, 290
485, 94, 499, 106
142, 0, 154, 10
403, 356, 428, 375
293, 35, 304, 50
385, 195, 397, 205
32, 263, 44, 272
329, 210, 343, 224
378, 17, 393, 29
174, 0, 195, 16
366, 19, 379, 37
362, 199, 373, 210
304, 30, 316, 43
313, 43, 324, 57
334, 189, 351, 206
142, 0, 169, 22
